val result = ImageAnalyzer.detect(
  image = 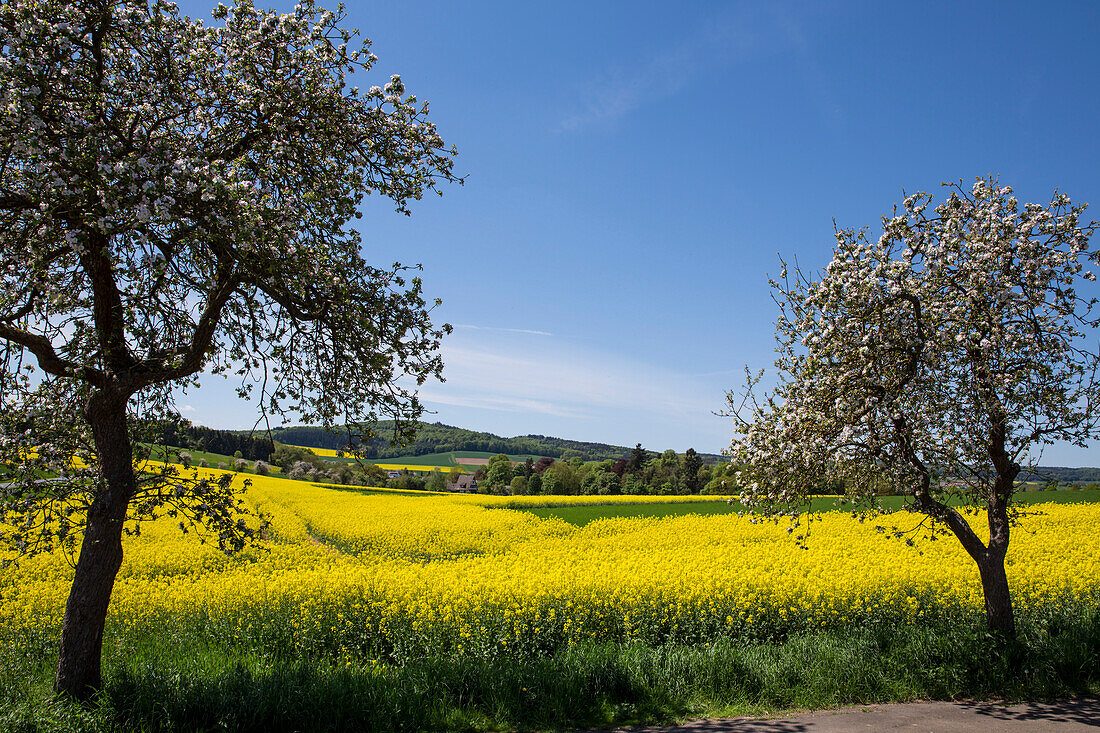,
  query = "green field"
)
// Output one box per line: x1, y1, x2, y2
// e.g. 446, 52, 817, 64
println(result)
310, 452, 463, 468
145, 444, 280, 474
451, 450, 548, 462
524, 501, 736, 525
867, 488, 1100, 509
375, 452, 460, 466
523, 497, 850, 526
1011, 488, 1100, 504
314, 483, 441, 498
524, 490, 1100, 526
312, 450, 550, 470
